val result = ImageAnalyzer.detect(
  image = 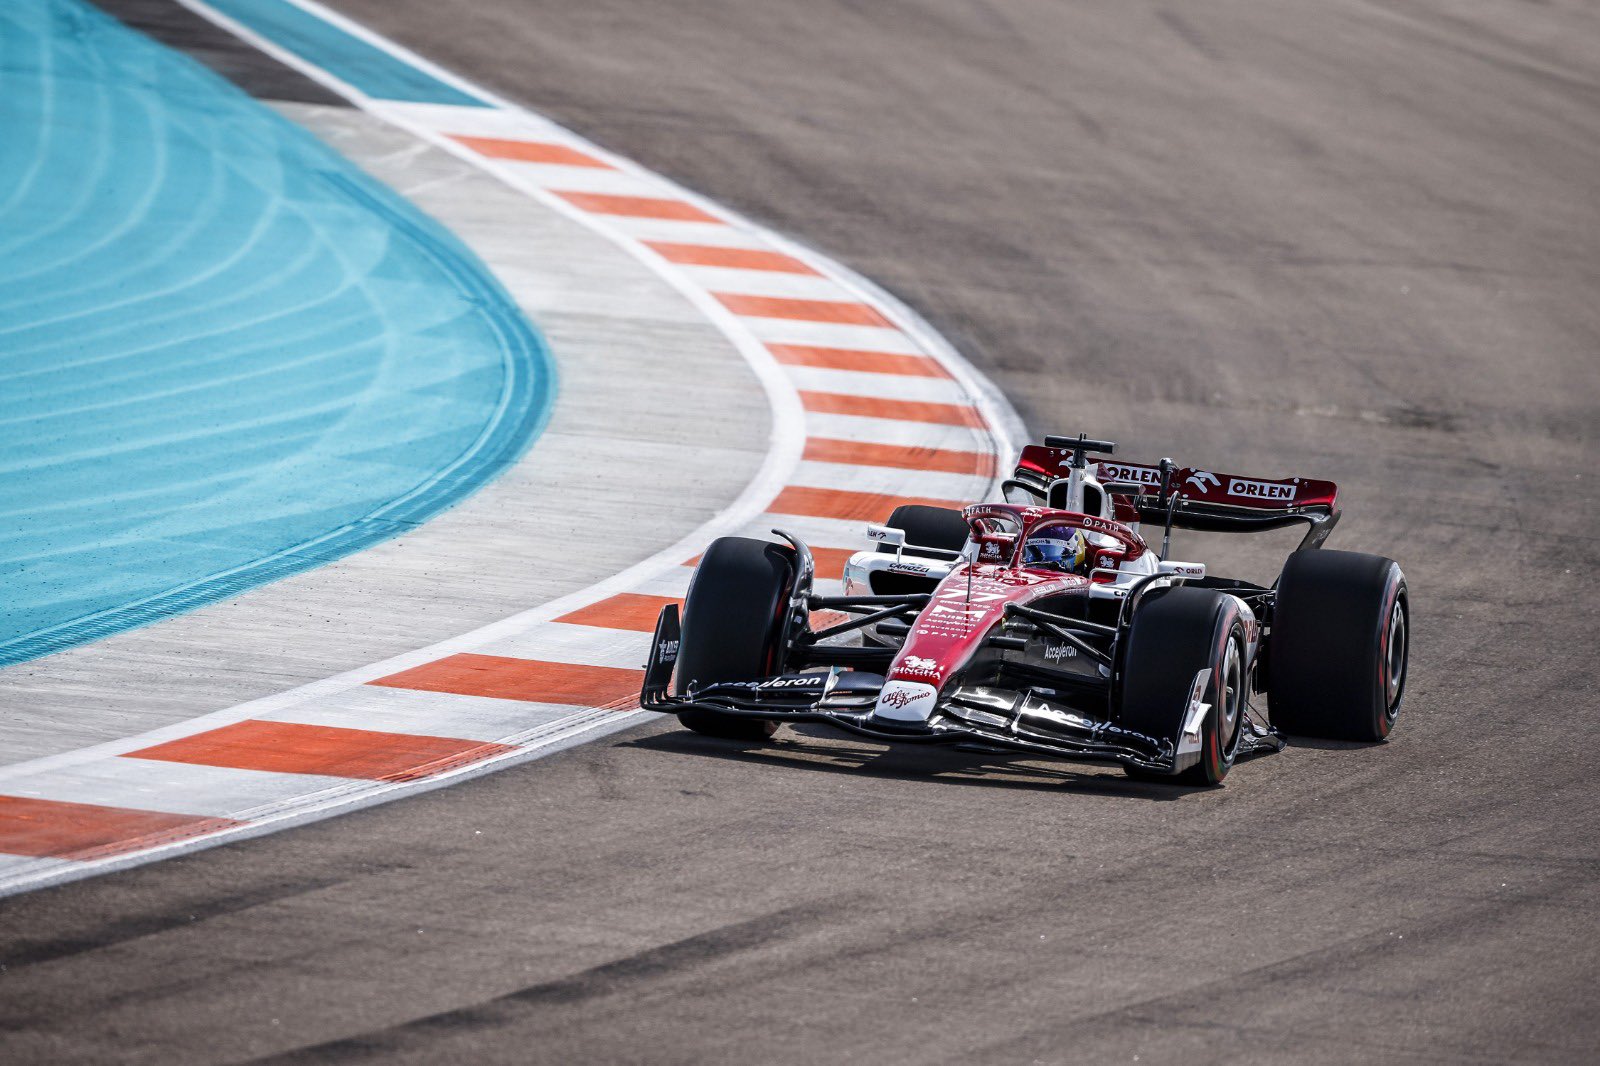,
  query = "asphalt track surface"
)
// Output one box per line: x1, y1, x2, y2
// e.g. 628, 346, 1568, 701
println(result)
4, 1, 1598, 1062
